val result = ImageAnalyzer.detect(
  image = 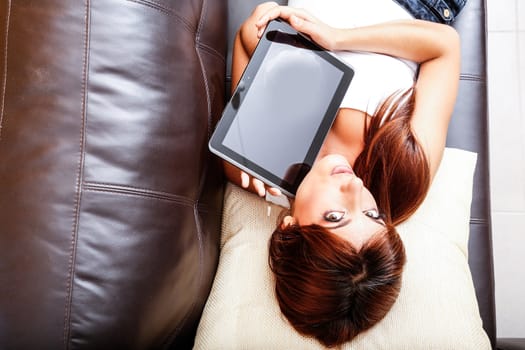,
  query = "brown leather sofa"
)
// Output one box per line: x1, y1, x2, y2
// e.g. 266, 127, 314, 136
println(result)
0, 0, 521, 349
0, 1, 225, 349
